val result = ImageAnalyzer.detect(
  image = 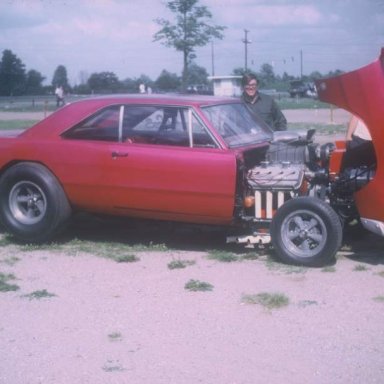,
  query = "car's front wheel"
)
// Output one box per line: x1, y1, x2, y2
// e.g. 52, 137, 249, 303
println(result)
0, 162, 71, 243
270, 197, 342, 267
